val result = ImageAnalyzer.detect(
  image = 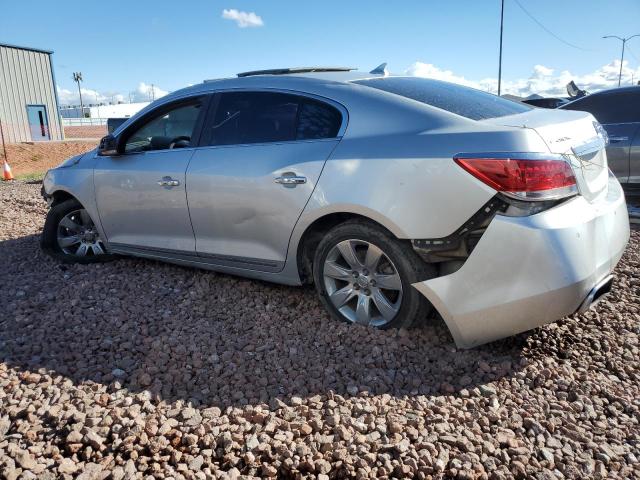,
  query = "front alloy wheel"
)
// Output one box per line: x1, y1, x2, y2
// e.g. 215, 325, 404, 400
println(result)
57, 209, 106, 257
41, 198, 113, 263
